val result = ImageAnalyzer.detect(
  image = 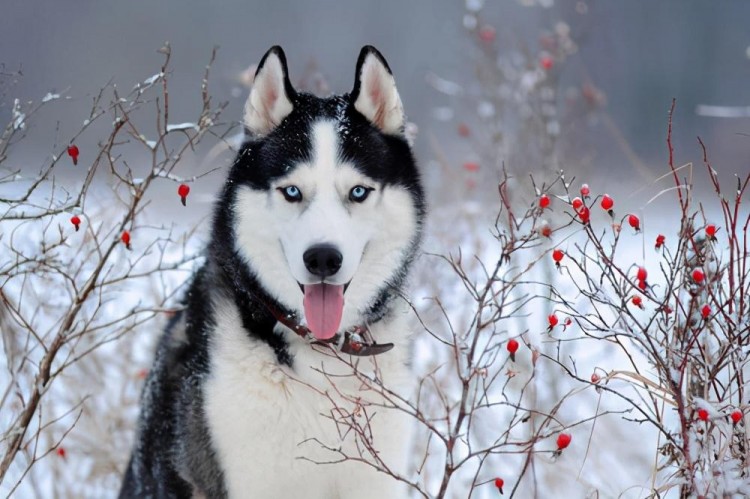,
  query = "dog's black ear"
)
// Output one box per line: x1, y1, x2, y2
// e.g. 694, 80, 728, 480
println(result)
244, 46, 296, 136
351, 46, 405, 135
